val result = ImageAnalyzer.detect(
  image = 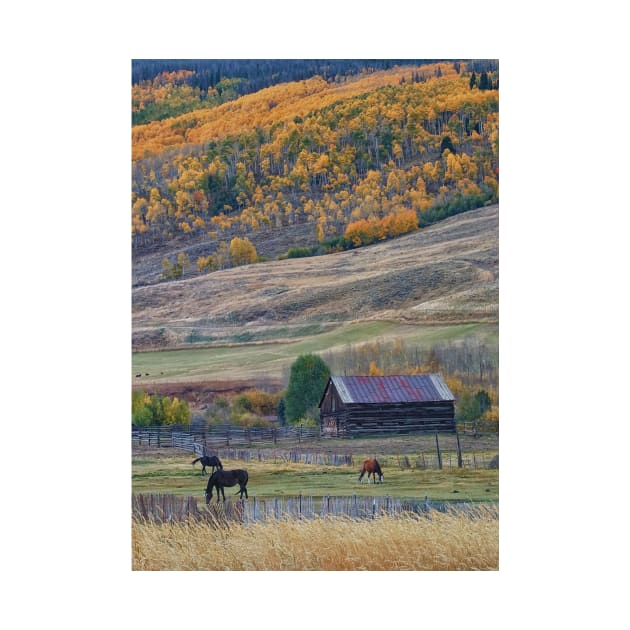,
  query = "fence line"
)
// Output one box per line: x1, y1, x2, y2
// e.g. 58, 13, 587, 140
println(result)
197, 447, 490, 470
134, 427, 496, 470
132, 424, 321, 450
132, 493, 488, 524
132, 422, 497, 452
201, 447, 354, 467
